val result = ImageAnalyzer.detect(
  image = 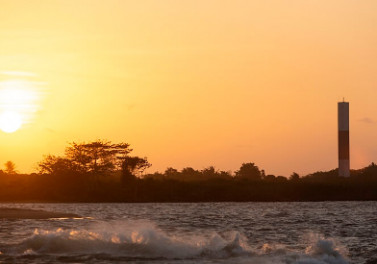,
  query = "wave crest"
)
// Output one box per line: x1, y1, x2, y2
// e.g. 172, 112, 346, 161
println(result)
1, 221, 349, 263
15, 221, 249, 259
